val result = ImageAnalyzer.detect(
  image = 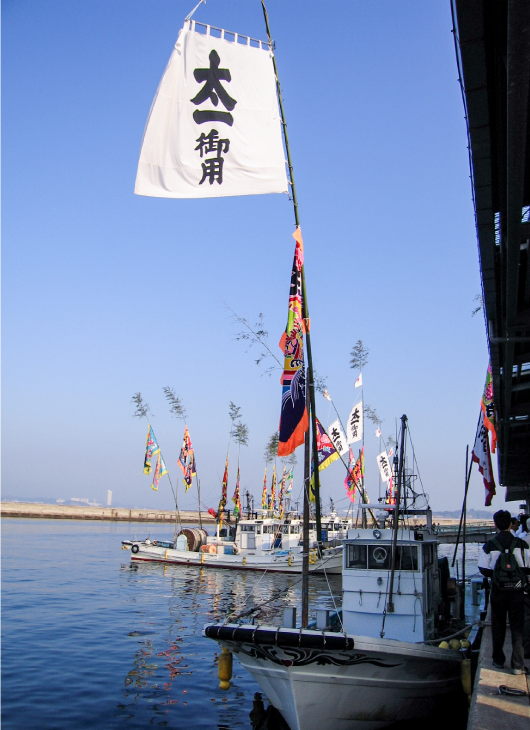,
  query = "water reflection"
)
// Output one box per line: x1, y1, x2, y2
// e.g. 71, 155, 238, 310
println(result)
119, 561, 341, 728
